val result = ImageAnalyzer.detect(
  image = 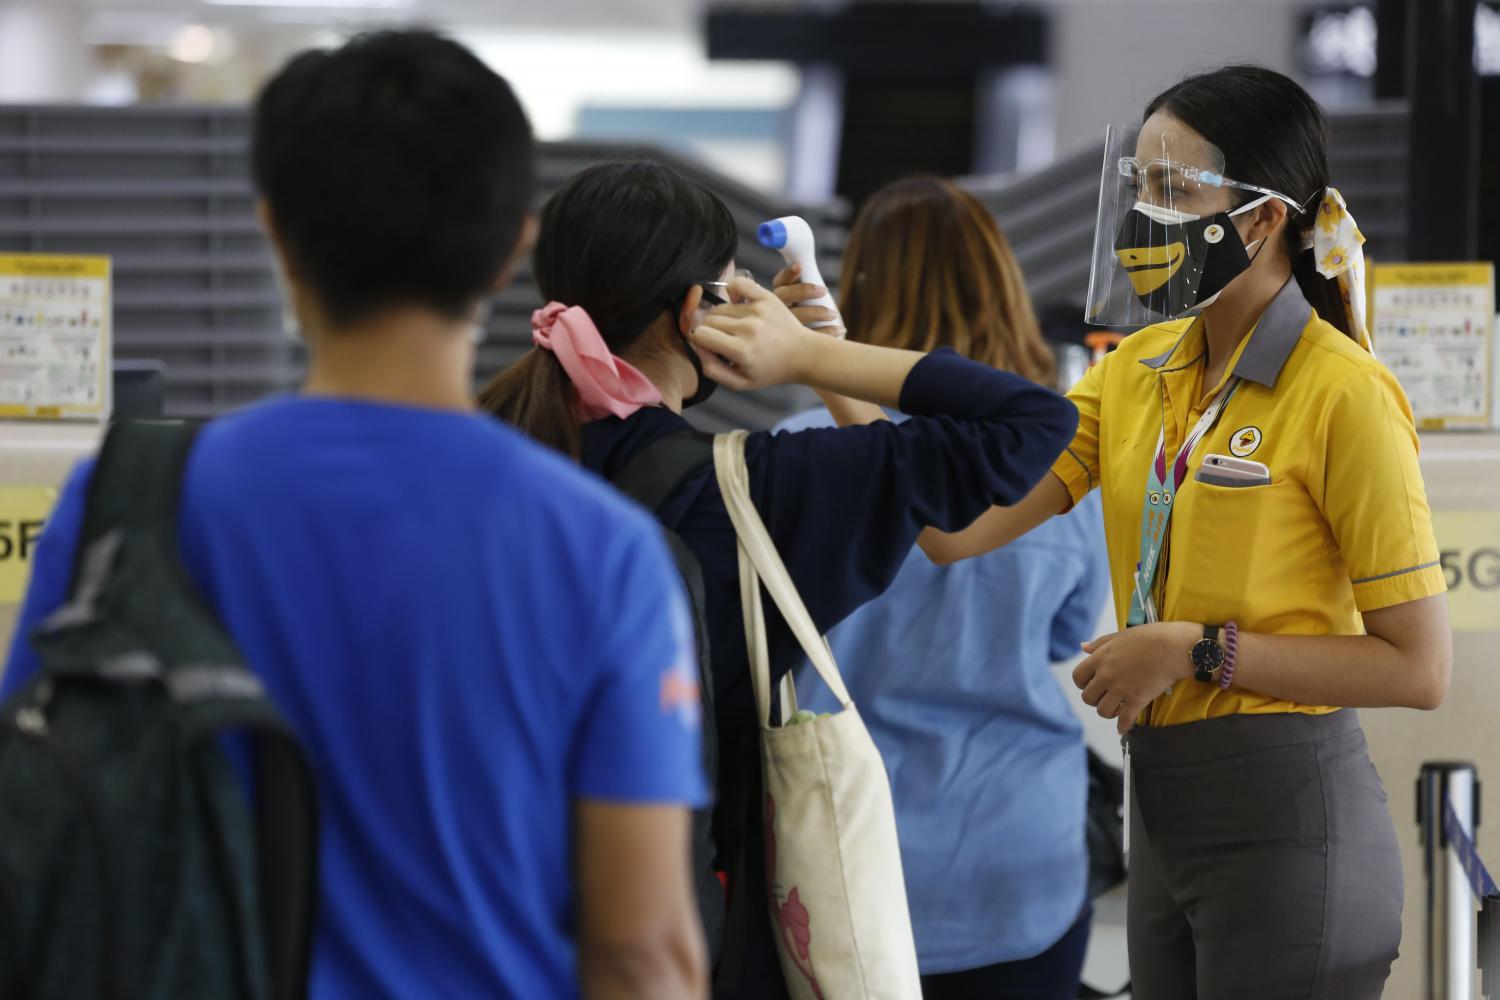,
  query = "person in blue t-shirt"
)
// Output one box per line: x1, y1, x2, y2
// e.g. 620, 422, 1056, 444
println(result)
775, 177, 1111, 1000
1, 32, 709, 1000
